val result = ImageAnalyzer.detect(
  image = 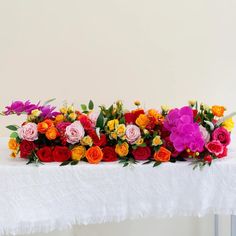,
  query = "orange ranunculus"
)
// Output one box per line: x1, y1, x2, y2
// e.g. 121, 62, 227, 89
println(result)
38, 119, 54, 133
85, 146, 103, 164
115, 142, 129, 157
212, 105, 225, 117
135, 114, 150, 128
45, 127, 58, 140
8, 138, 19, 151
154, 147, 171, 162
